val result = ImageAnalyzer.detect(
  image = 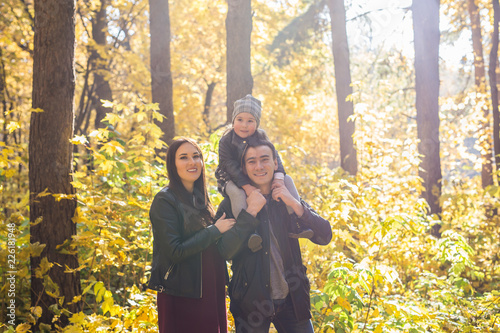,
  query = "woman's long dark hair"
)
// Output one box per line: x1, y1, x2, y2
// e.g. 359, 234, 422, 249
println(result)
166, 138, 215, 226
